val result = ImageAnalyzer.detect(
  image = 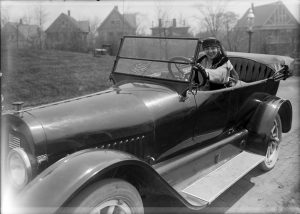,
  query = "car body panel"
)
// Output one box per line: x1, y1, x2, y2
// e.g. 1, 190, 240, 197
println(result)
17, 149, 191, 213
2, 36, 294, 212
